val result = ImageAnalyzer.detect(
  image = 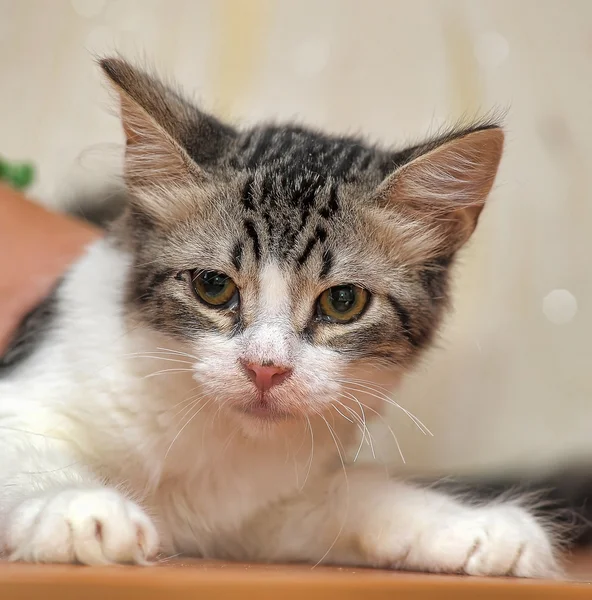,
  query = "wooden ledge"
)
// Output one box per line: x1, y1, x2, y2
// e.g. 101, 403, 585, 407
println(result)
1, 553, 591, 600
